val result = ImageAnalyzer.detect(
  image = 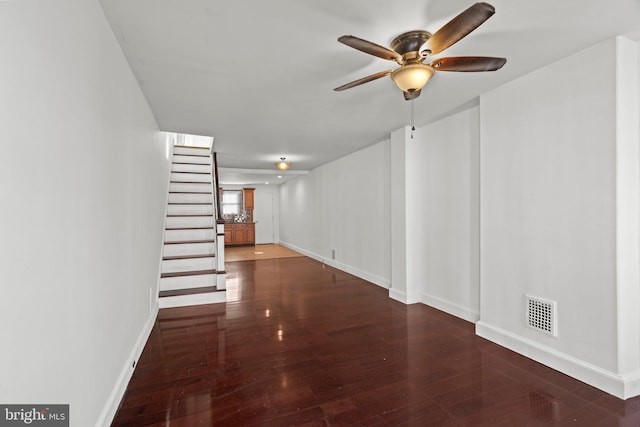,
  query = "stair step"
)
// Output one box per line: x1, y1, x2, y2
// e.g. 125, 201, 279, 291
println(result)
162, 257, 215, 274
172, 154, 211, 165
158, 288, 226, 308
160, 271, 216, 291
172, 171, 210, 175
165, 226, 213, 231
167, 214, 213, 217
159, 286, 219, 298
171, 172, 211, 183
163, 242, 215, 258
162, 253, 215, 261
171, 161, 211, 167
170, 180, 212, 185
168, 202, 211, 205
173, 146, 210, 156
170, 182, 212, 193
172, 163, 211, 174
164, 239, 215, 245
160, 269, 217, 279
167, 204, 214, 216
165, 216, 215, 229
164, 228, 215, 242
168, 193, 213, 204
169, 192, 212, 195
172, 153, 210, 158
